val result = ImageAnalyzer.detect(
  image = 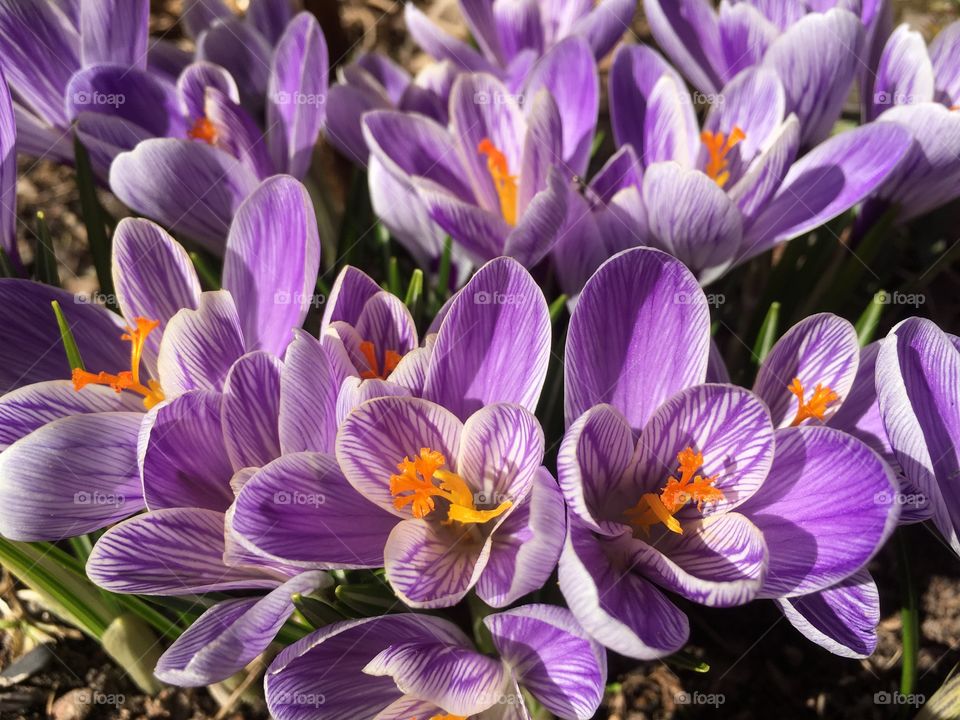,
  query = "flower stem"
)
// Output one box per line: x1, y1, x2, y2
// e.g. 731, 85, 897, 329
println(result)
897, 529, 918, 703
